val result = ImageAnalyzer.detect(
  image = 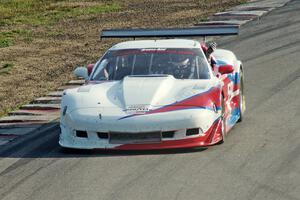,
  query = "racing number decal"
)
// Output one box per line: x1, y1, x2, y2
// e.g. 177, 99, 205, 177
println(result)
226, 81, 234, 116
221, 75, 234, 124
227, 82, 234, 100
